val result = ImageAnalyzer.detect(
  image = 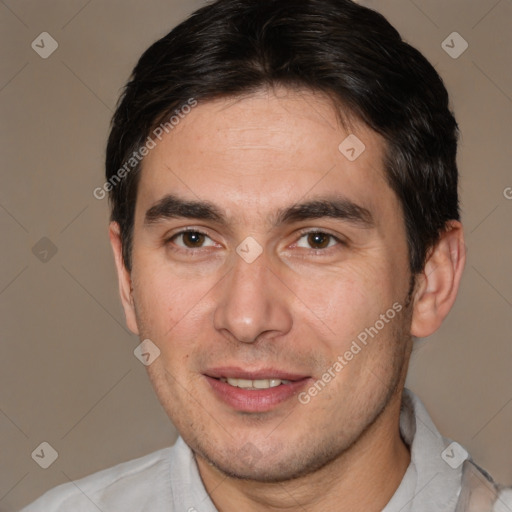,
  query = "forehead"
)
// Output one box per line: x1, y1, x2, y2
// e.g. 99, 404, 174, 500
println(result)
135, 87, 396, 224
